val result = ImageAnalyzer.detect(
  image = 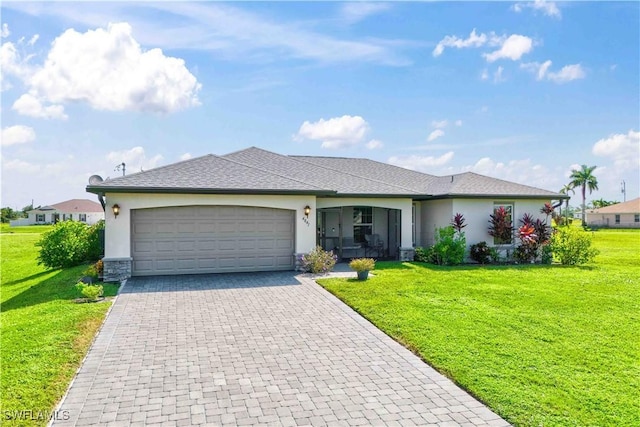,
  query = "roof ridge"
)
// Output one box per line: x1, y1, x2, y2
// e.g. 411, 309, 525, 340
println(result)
221, 149, 332, 192
290, 156, 424, 194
